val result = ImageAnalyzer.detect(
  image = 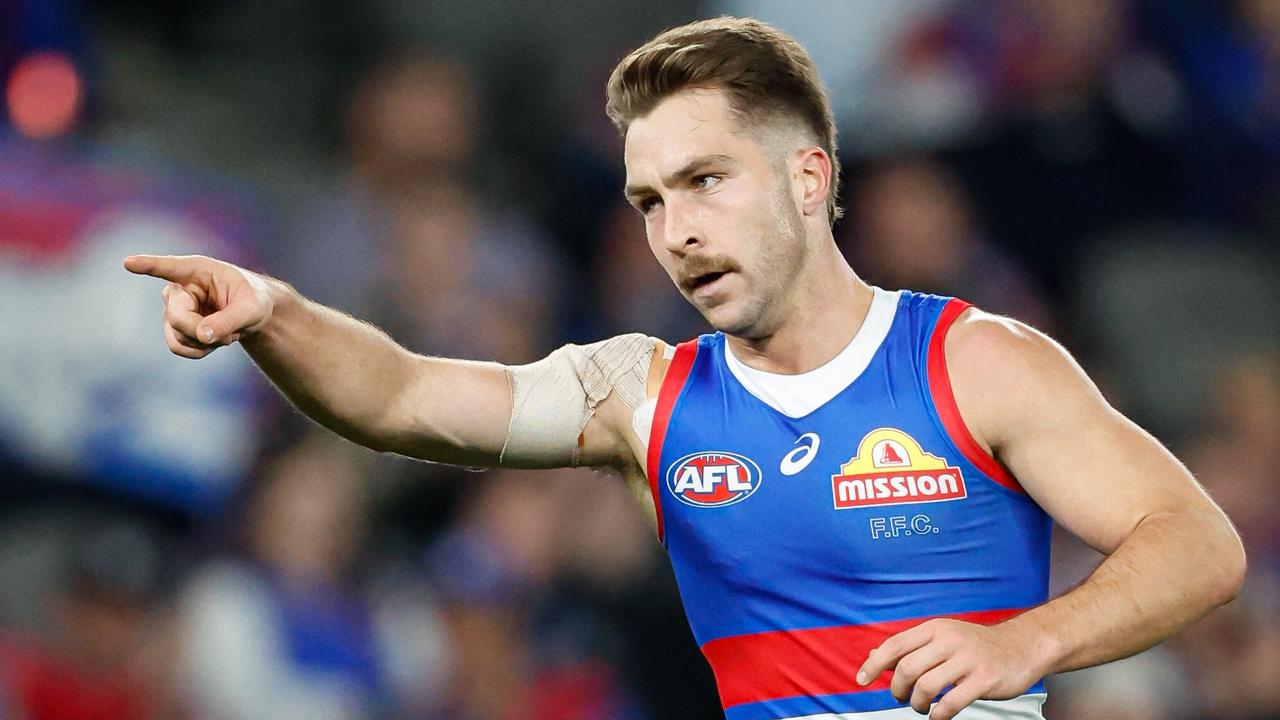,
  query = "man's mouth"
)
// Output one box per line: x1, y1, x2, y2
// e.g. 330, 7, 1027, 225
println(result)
686, 270, 729, 293
679, 256, 740, 294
